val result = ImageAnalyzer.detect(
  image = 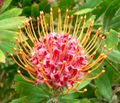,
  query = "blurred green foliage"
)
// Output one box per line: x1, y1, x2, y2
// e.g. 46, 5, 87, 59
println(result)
0, 0, 27, 102
0, 0, 120, 103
